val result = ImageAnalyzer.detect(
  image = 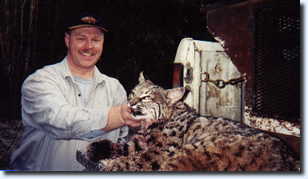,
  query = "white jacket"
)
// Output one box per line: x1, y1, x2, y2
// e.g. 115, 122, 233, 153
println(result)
10, 57, 128, 171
